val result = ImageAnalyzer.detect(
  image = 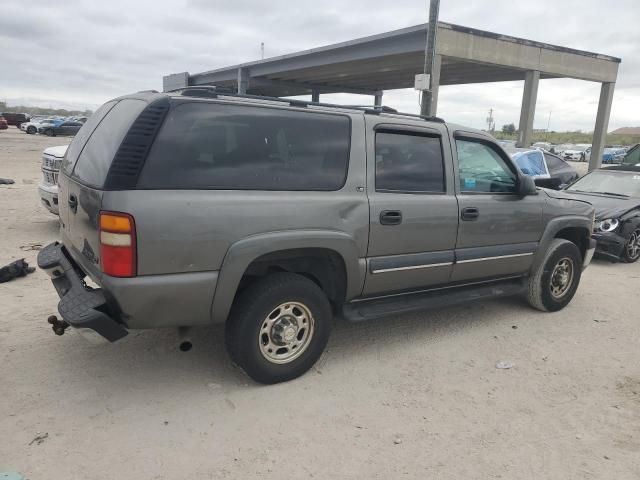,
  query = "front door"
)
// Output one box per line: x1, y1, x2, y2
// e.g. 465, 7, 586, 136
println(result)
363, 119, 459, 296
451, 134, 543, 282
